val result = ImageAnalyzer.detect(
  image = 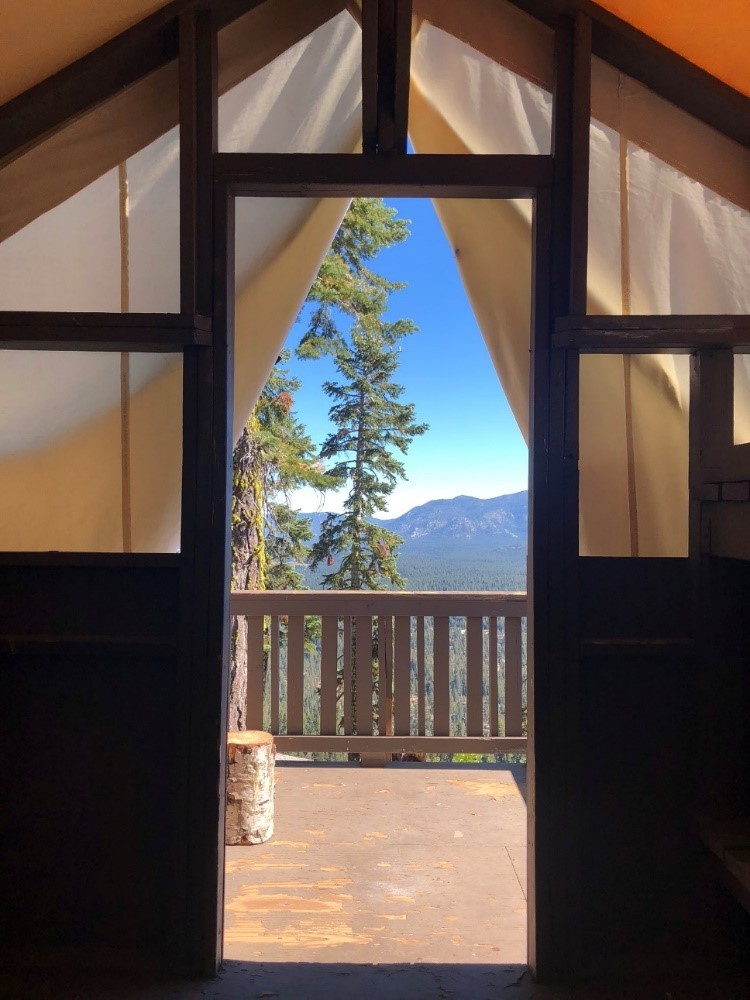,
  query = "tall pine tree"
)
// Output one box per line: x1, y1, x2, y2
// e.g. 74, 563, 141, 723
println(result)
299, 198, 427, 590
307, 315, 427, 589
300, 198, 427, 737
